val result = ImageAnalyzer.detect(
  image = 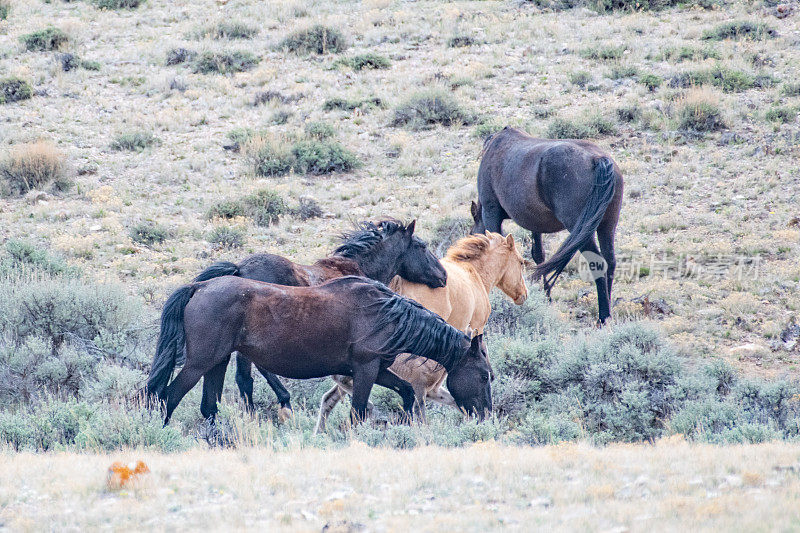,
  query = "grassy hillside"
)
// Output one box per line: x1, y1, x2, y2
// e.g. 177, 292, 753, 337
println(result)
1, 0, 798, 374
